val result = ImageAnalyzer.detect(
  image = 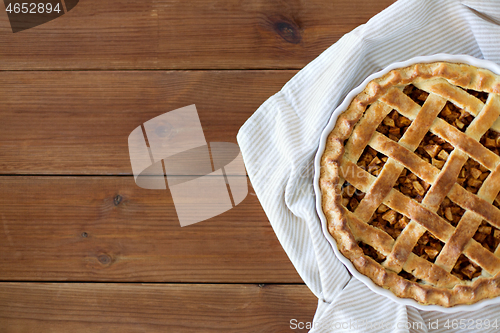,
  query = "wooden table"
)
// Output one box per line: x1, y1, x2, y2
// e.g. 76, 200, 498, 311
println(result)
0, 1, 394, 331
